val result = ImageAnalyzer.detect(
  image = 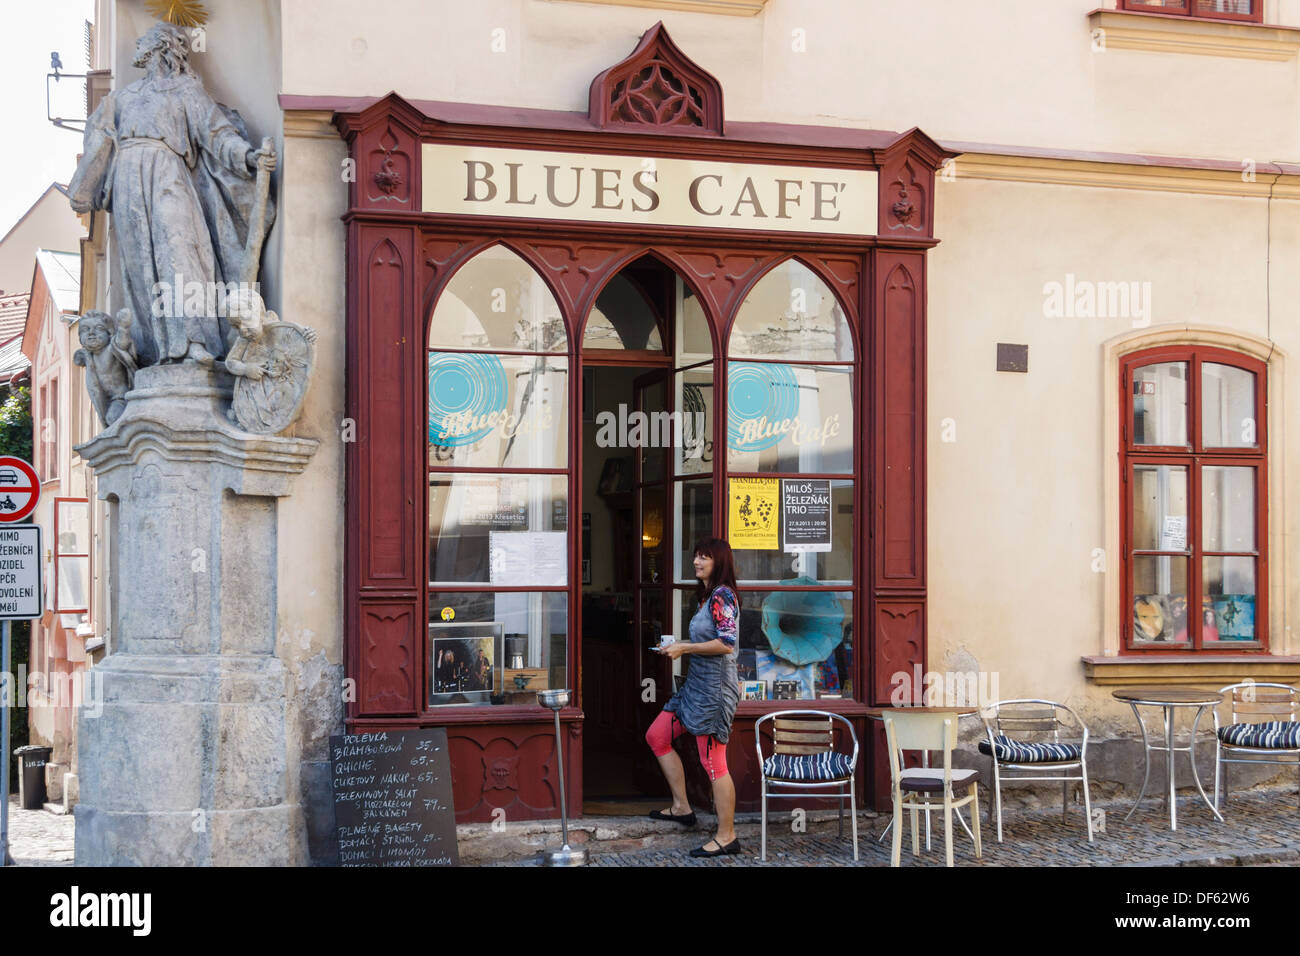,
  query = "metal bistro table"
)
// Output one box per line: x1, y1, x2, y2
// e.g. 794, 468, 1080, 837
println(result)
1111, 686, 1225, 830
866, 707, 980, 849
